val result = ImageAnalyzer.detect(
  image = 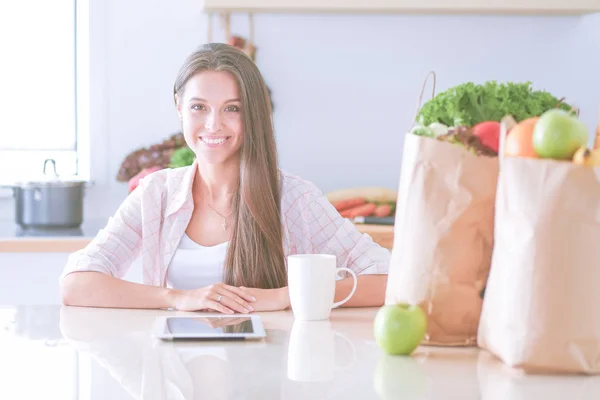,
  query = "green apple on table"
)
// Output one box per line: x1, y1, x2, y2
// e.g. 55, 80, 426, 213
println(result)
373, 303, 427, 356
